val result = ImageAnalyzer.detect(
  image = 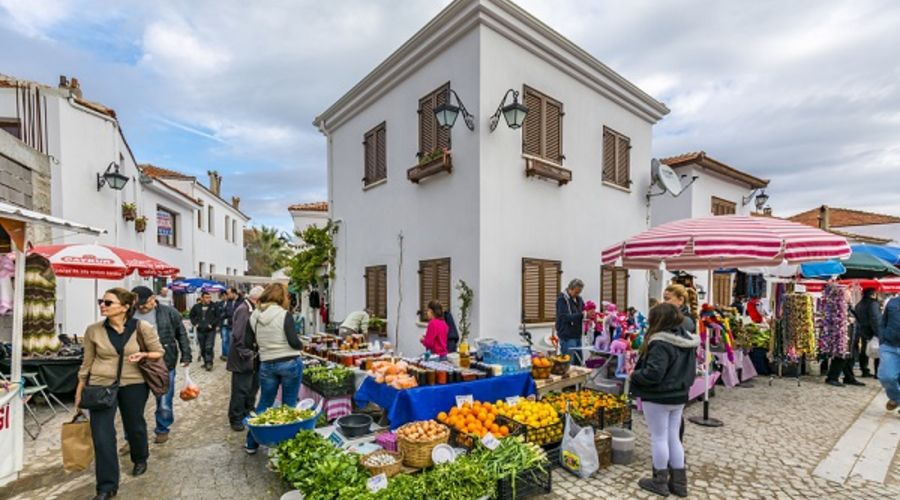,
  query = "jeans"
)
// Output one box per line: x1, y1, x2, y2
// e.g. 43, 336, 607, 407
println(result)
89, 383, 149, 494
221, 326, 232, 357
560, 337, 582, 365
246, 357, 304, 449
643, 401, 686, 470
878, 343, 900, 403
155, 369, 177, 435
